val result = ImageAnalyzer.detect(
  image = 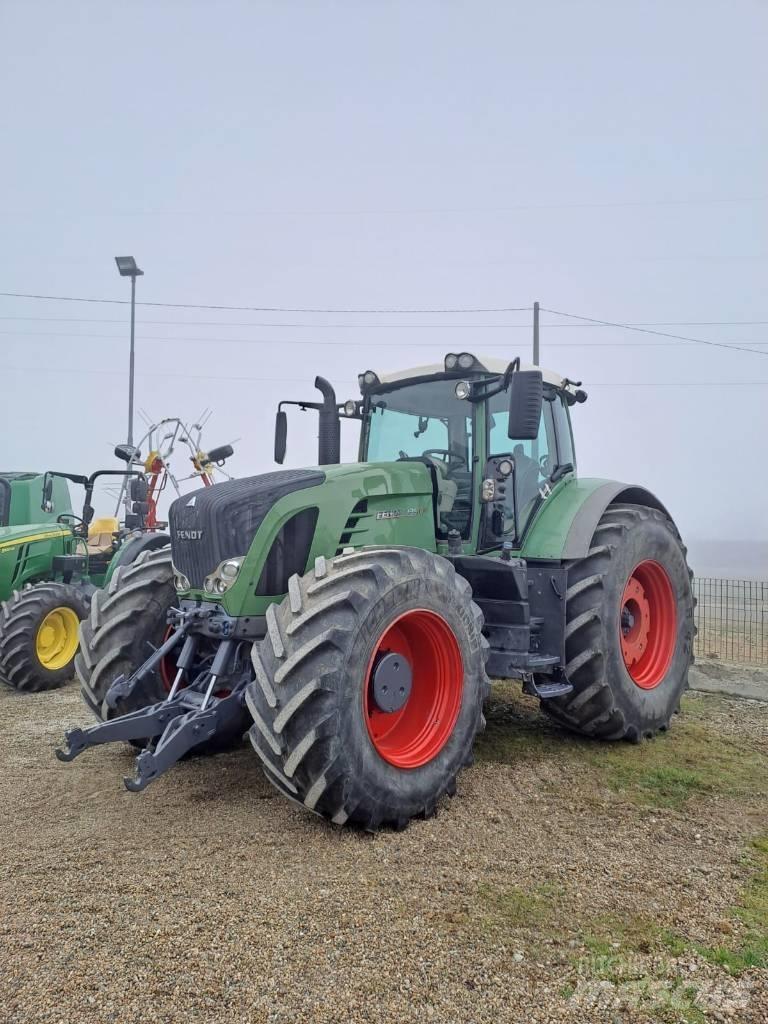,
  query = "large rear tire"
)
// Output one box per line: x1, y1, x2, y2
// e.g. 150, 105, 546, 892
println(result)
0, 583, 89, 692
75, 547, 176, 719
246, 547, 490, 830
542, 503, 695, 741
